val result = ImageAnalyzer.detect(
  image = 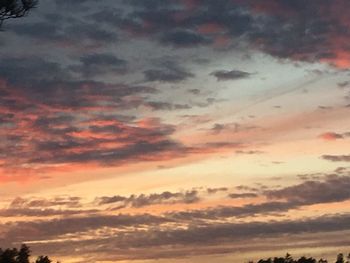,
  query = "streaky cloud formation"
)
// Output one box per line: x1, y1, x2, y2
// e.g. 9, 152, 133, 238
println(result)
0, 0, 350, 262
